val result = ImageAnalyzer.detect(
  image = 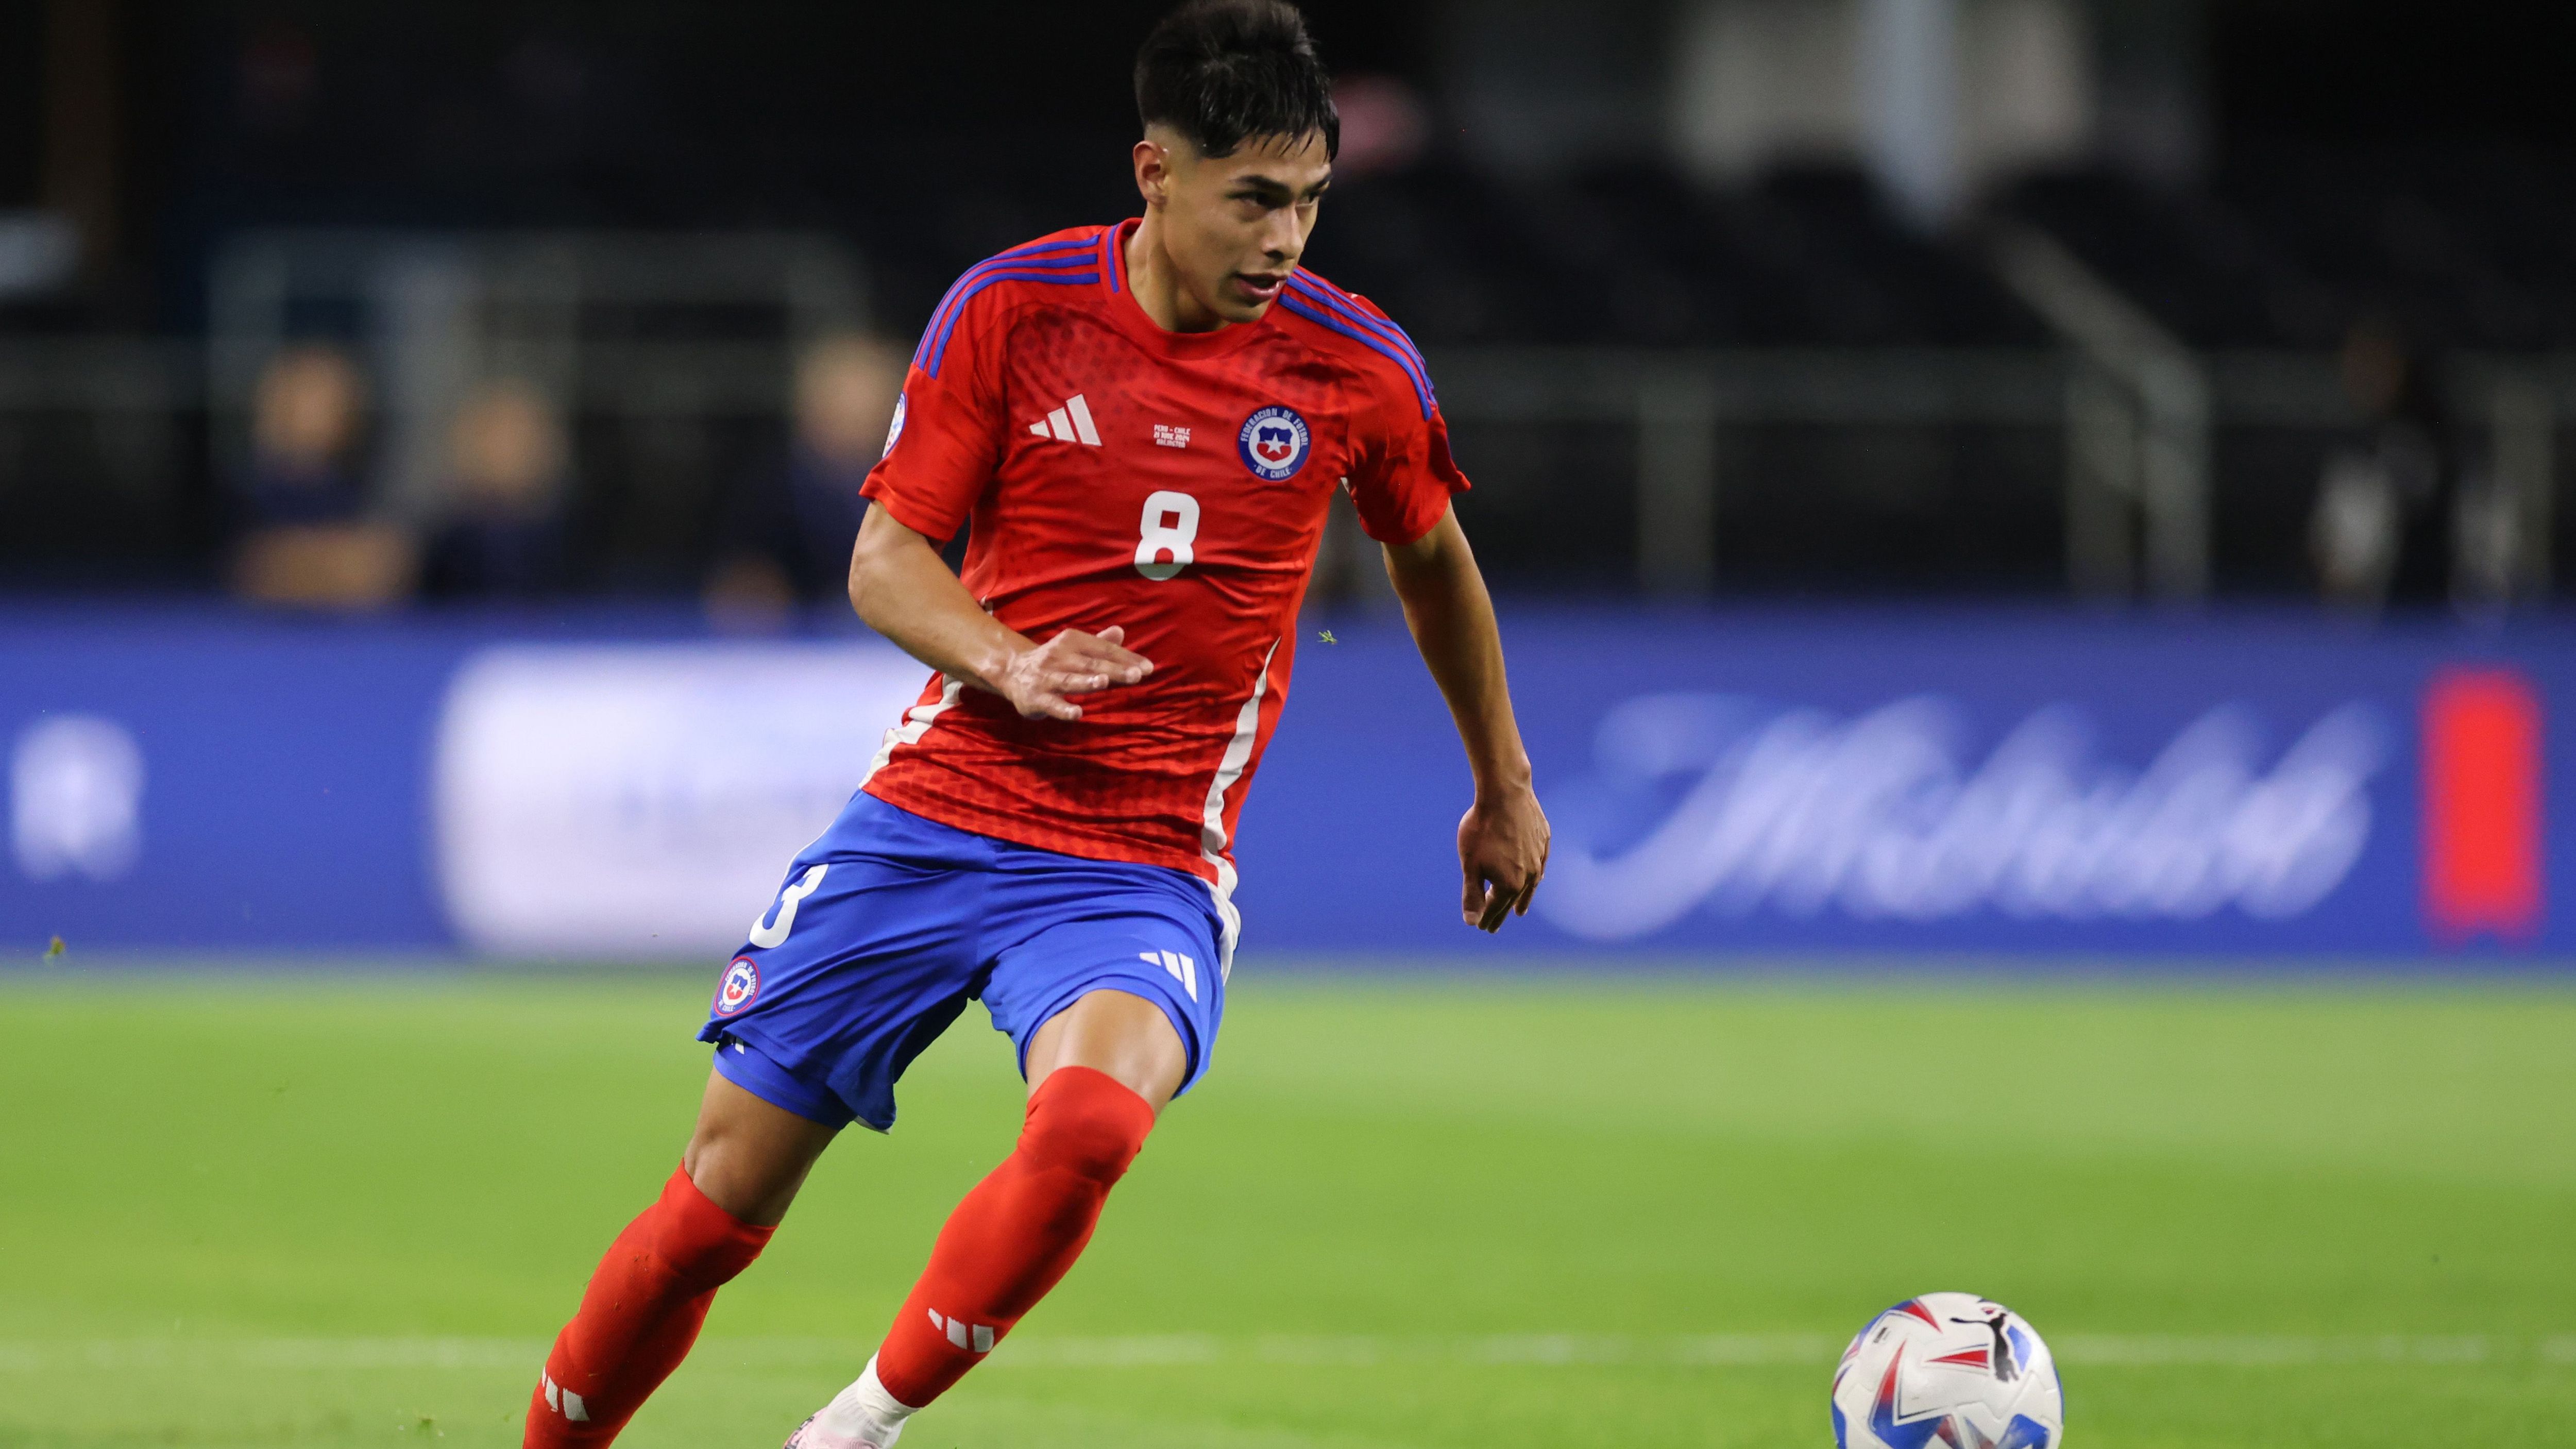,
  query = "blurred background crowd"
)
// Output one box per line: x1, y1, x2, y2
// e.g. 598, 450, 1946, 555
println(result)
0, 0, 2567, 615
